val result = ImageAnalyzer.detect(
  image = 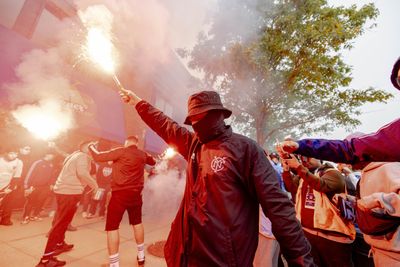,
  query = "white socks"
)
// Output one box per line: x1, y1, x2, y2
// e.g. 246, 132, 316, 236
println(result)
109, 253, 119, 267
137, 243, 145, 260
109, 244, 144, 267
